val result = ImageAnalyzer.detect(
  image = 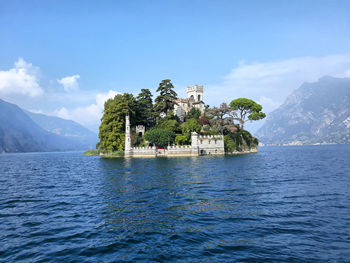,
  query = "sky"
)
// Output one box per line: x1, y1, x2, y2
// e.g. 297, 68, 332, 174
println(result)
1, 0, 350, 133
